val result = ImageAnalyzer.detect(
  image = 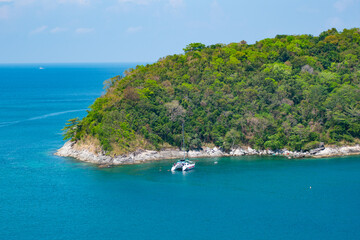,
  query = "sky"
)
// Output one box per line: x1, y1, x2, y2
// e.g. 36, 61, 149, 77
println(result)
0, 0, 359, 63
